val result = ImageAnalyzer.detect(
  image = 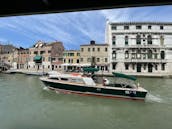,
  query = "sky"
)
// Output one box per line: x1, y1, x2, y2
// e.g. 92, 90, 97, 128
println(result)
0, 5, 172, 50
